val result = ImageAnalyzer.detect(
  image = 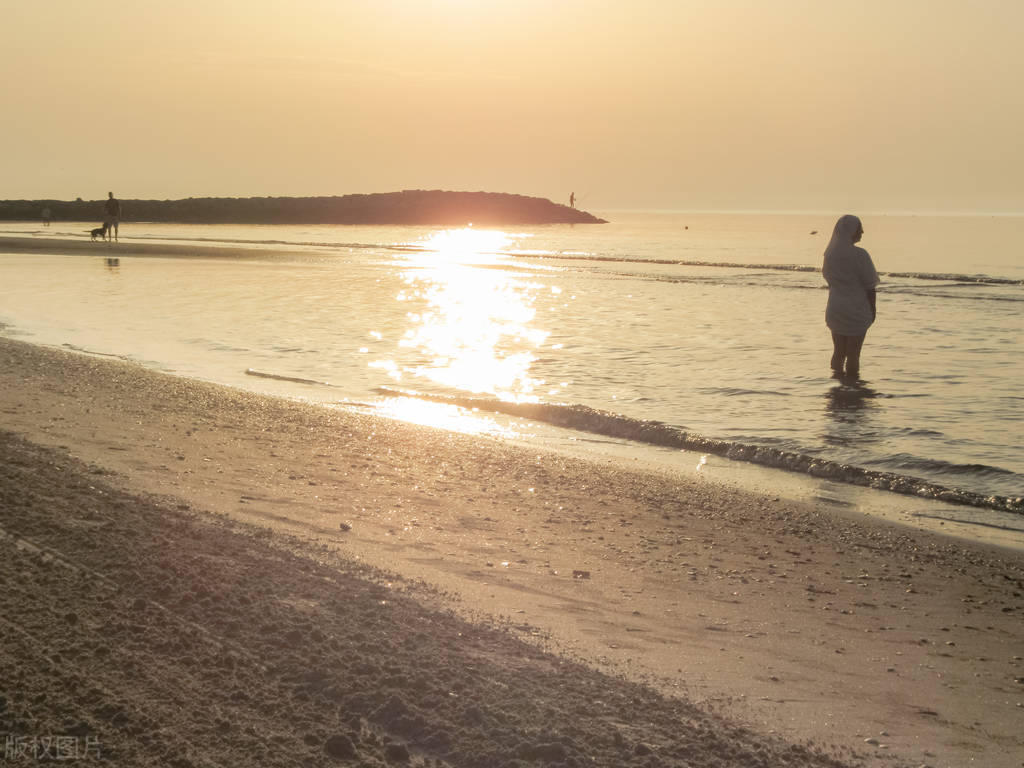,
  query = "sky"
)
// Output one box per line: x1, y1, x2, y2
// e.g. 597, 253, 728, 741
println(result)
3, 0, 1023, 213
